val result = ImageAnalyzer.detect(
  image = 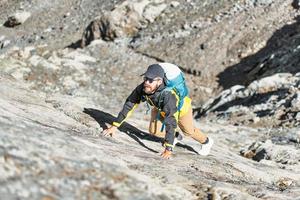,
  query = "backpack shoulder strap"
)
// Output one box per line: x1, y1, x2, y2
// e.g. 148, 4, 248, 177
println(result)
157, 87, 179, 110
